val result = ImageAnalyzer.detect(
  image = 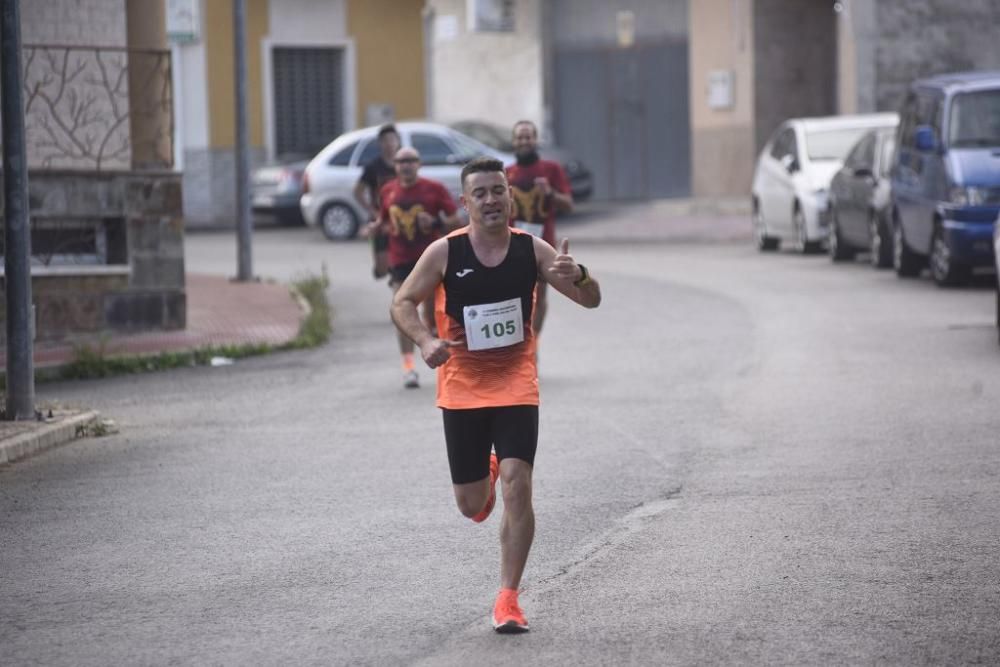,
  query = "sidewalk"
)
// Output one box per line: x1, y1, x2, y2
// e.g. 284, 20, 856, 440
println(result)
0, 273, 304, 466
564, 196, 752, 244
